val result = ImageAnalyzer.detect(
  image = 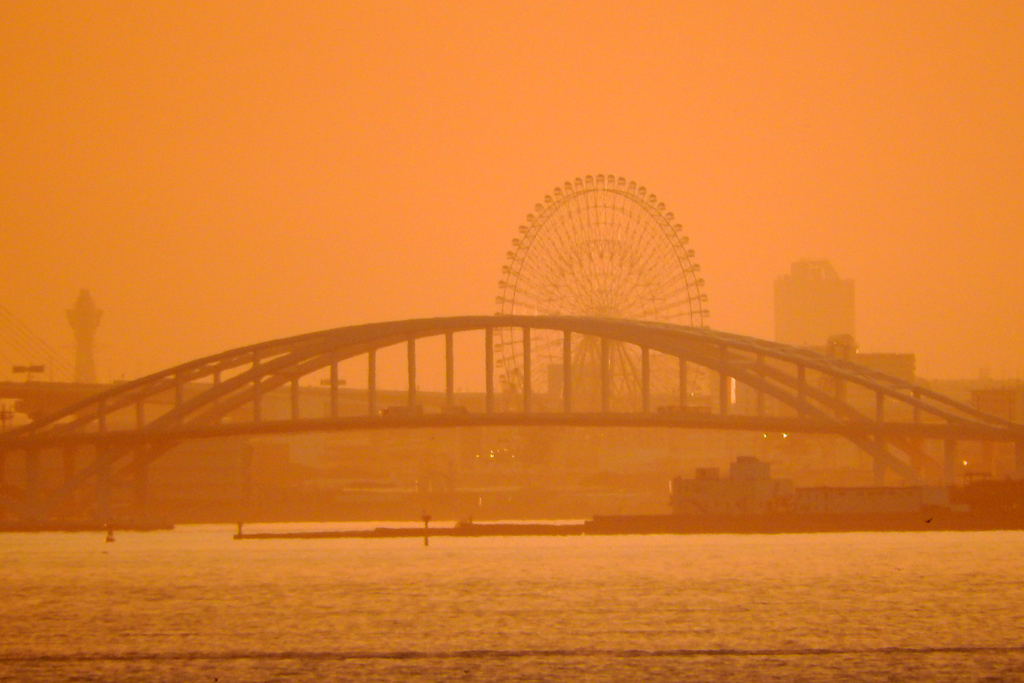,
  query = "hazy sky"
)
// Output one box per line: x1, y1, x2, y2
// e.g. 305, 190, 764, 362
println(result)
2, 1, 1022, 383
